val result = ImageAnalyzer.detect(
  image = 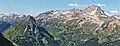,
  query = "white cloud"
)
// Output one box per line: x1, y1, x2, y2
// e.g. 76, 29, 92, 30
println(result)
110, 10, 118, 13
72, 0, 81, 3
68, 3, 79, 7
94, 3, 106, 7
